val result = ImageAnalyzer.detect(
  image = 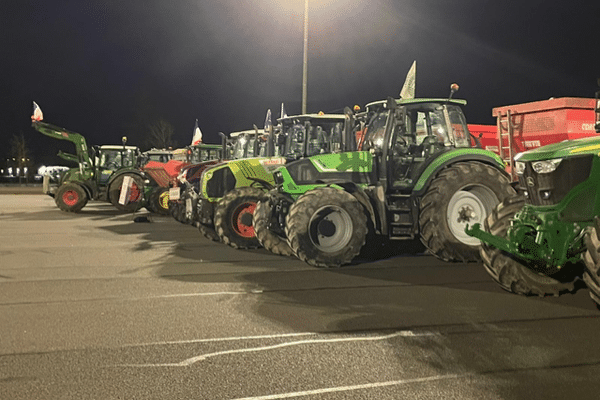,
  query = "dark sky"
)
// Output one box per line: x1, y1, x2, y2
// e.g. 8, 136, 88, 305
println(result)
2, 0, 599, 165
